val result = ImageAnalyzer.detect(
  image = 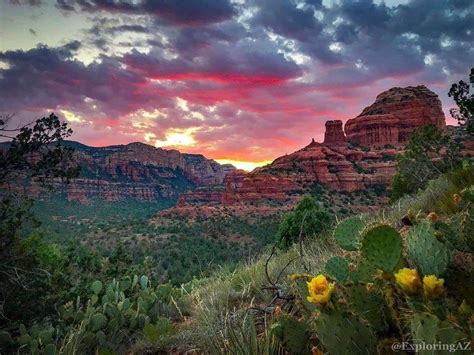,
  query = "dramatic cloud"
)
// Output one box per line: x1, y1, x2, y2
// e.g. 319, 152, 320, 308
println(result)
56, 0, 237, 26
1, 0, 473, 168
